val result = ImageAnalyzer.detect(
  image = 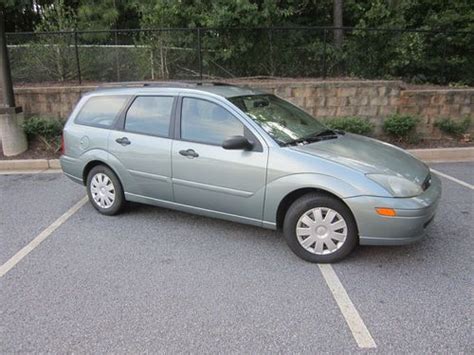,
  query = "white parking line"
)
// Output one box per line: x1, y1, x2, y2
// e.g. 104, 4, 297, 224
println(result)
0, 196, 88, 278
318, 264, 377, 349
430, 169, 474, 190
